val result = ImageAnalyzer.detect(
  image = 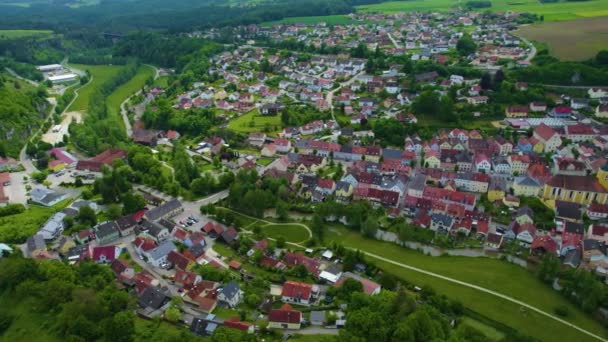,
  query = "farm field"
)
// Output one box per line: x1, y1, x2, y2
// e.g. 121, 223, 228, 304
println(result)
515, 17, 608, 60
67, 64, 125, 112
106, 64, 155, 121
357, 0, 608, 22
227, 109, 283, 135
324, 225, 607, 342
0, 29, 53, 39
260, 223, 311, 243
